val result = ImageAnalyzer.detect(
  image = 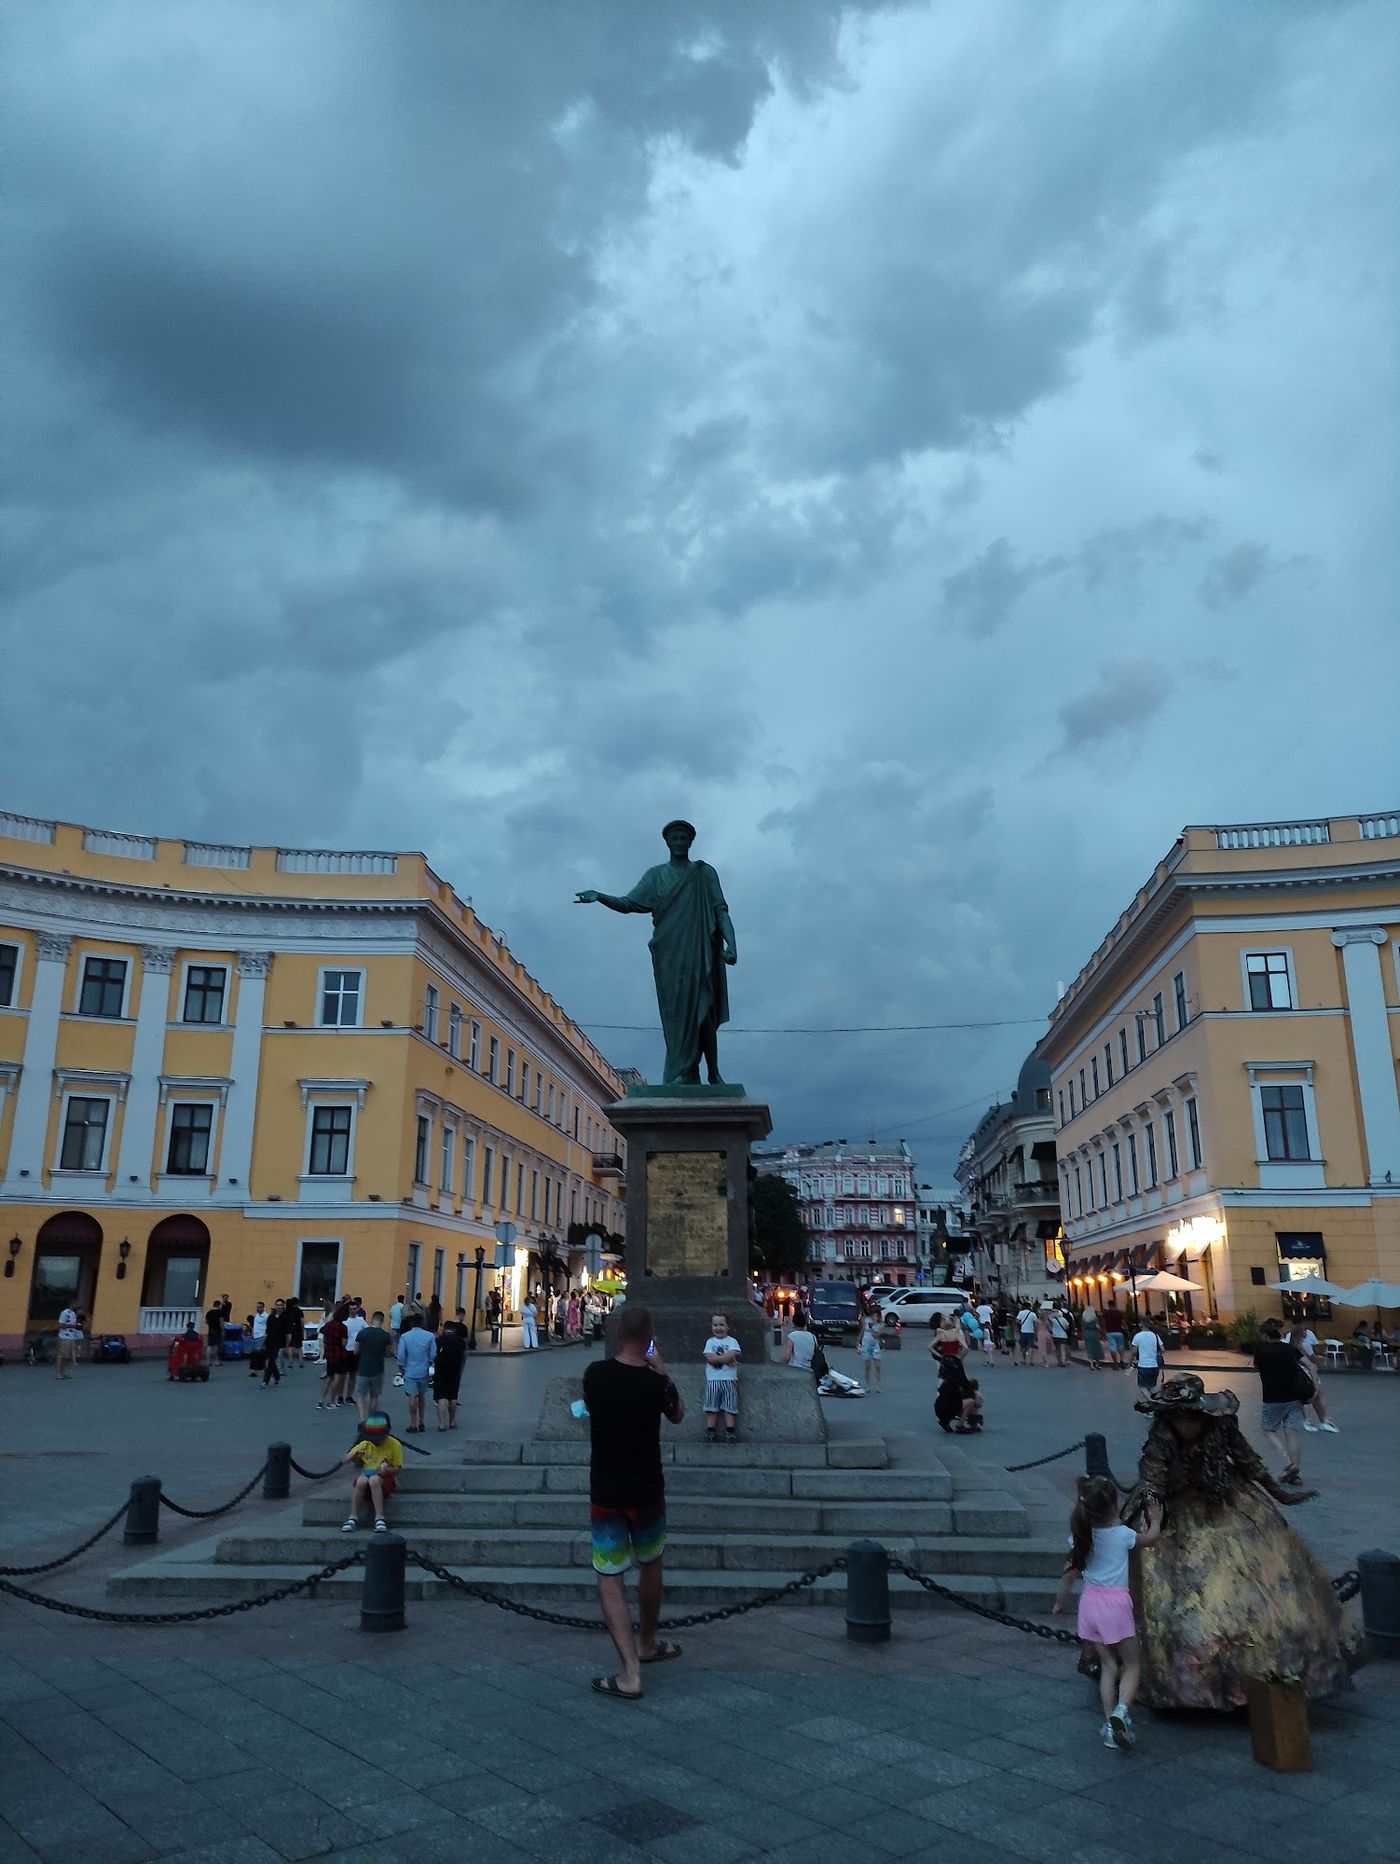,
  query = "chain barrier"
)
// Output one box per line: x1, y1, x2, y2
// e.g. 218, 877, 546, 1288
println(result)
0, 1553, 365, 1624
1332, 1569, 1361, 1603
887, 1556, 1081, 1643
159, 1464, 269, 1521
0, 1501, 129, 1578
1004, 1439, 1086, 1473
289, 1456, 343, 1482
404, 1551, 847, 1631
